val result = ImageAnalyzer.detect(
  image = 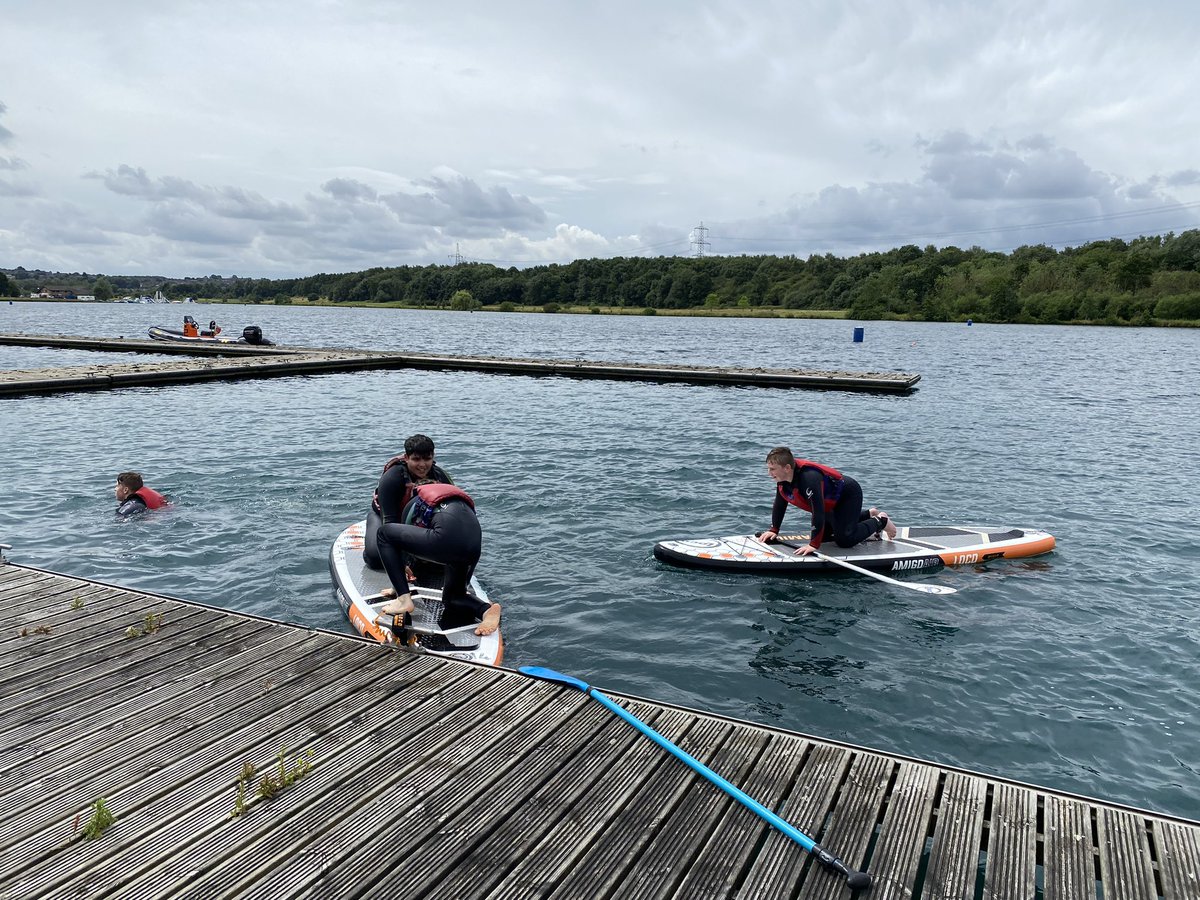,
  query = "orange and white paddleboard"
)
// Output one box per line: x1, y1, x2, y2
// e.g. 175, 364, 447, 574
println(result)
329, 520, 502, 666
653, 525, 1054, 577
